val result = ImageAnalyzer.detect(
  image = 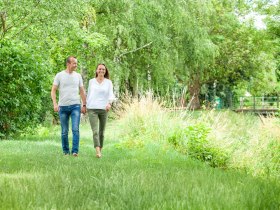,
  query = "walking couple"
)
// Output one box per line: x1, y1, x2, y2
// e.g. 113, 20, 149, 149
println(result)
51, 56, 115, 158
